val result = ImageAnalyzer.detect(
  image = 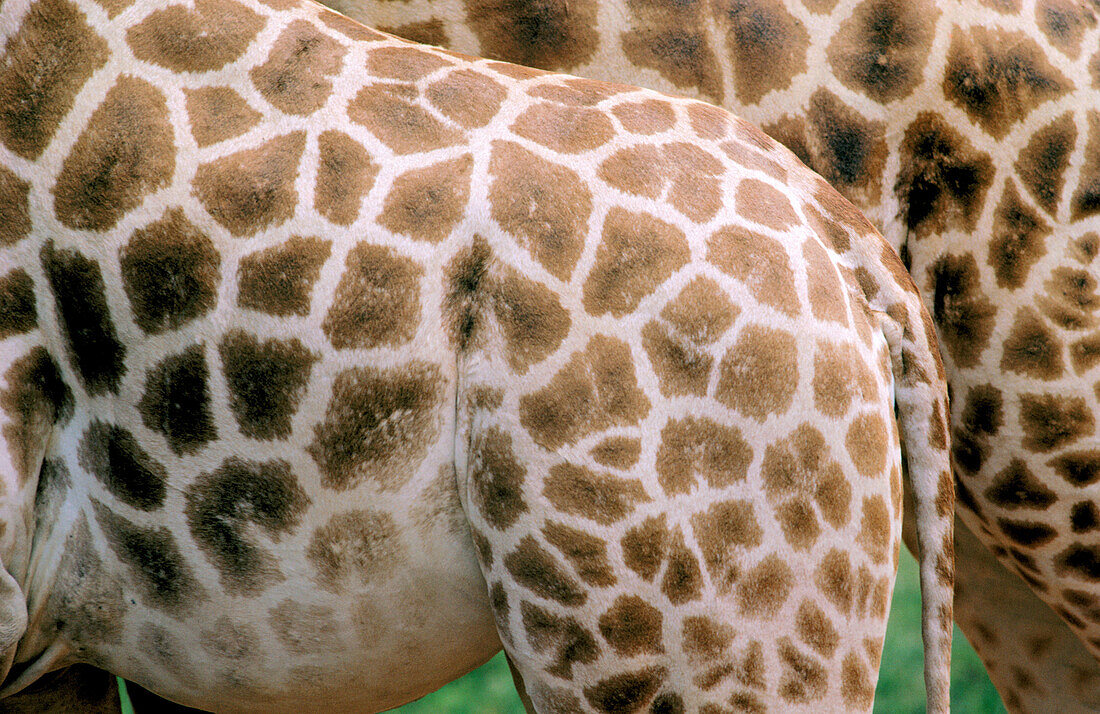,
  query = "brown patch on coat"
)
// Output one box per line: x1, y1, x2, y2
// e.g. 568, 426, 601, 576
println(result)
520, 601, 600, 679
621, 13, 723, 103
378, 155, 472, 242
590, 437, 641, 469
268, 600, 343, 655
1071, 113, 1100, 221
1018, 393, 1095, 453
988, 181, 1051, 289
0, 166, 31, 246
469, 427, 528, 530
53, 76, 174, 231
1, 348, 73, 482
520, 335, 650, 449
656, 417, 752, 495
712, 0, 810, 104
427, 70, 507, 128
185, 87, 261, 148
193, 132, 306, 237
598, 595, 663, 655
238, 235, 331, 317
511, 102, 615, 154
219, 331, 318, 440
376, 19, 449, 48
366, 46, 453, 82
926, 253, 996, 368
307, 509, 401, 591
827, 0, 939, 103
307, 362, 444, 490
1016, 112, 1076, 214
315, 131, 378, 226
0, 0, 108, 160
707, 226, 800, 317
896, 112, 995, 238
611, 100, 677, 135
544, 521, 616, 587
715, 325, 799, 421
78, 420, 167, 511
120, 209, 220, 334
942, 26, 1070, 140
464, 0, 599, 71
138, 345, 216, 456
41, 243, 126, 395
322, 243, 422, 349
488, 140, 591, 280
621, 515, 669, 581
543, 463, 651, 525
505, 535, 587, 605
251, 20, 346, 115
583, 208, 690, 317
812, 340, 879, 417
857, 495, 892, 564
584, 667, 667, 713
739, 555, 793, 618
662, 528, 704, 604
126, 0, 264, 72
0, 269, 36, 339
348, 83, 464, 155
846, 412, 890, 477
692, 500, 763, 593
1000, 307, 1064, 380
1039, 267, 1100, 331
